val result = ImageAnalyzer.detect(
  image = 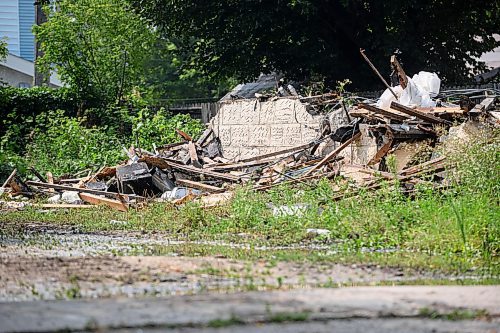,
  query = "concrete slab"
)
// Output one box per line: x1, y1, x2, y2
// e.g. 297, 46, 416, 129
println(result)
0, 286, 498, 332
